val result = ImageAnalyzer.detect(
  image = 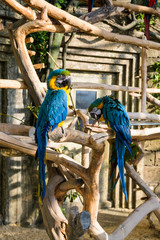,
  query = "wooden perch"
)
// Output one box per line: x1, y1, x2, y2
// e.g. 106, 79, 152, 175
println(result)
33, 63, 45, 69
7, 0, 160, 50
147, 93, 160, 107
25, 37, 34, 43
1, 0, 36, 20
2, 80, 160, 94
79, 0, 160, 18
67, 206, 90, 240
28, 50, 36, 56
0, 19, 4, 31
